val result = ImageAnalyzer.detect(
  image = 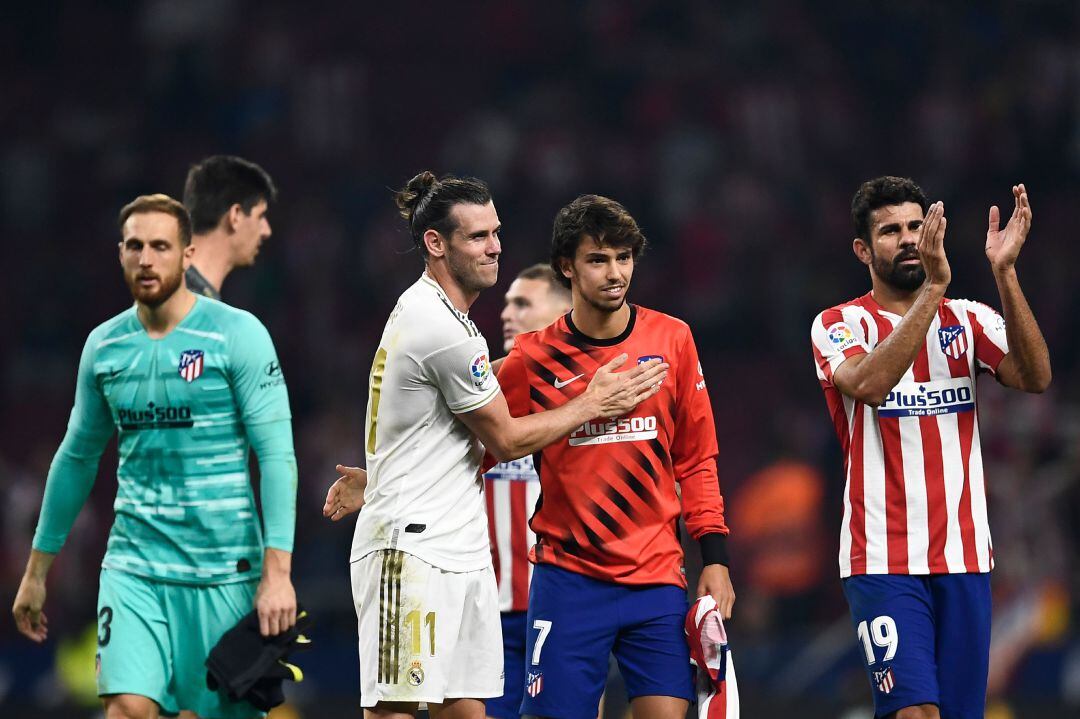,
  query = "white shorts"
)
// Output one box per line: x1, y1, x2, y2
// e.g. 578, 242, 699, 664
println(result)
351, 549, 503, 707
